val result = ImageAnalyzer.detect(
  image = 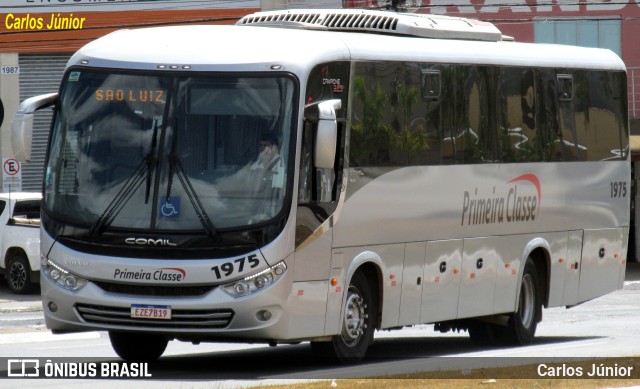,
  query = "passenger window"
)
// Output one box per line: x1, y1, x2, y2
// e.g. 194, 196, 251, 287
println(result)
350, 62, 442, 167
